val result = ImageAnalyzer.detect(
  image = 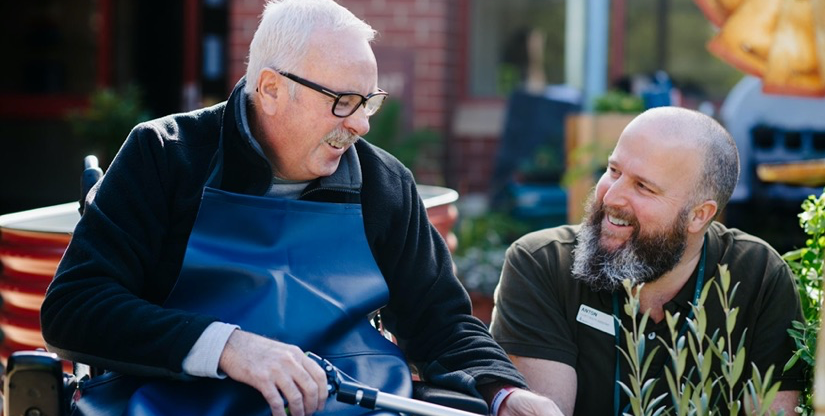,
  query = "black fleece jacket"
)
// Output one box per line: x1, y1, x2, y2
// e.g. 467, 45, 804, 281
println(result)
40, 80, 527, 395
